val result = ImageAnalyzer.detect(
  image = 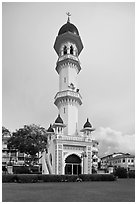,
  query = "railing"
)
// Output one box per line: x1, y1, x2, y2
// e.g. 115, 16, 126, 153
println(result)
54, 90, 82, 101
57, 54, 80, 64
